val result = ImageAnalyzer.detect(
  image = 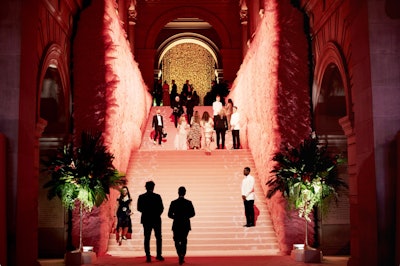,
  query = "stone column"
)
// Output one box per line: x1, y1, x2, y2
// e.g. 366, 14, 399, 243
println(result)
215, 69, 224, 83
128, 0, 137, 52
220, 49, 242, 84
117, 0, 127, 33
338, 116, 358, 266
240, 0, 248, 58
135, 48, 157, 90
